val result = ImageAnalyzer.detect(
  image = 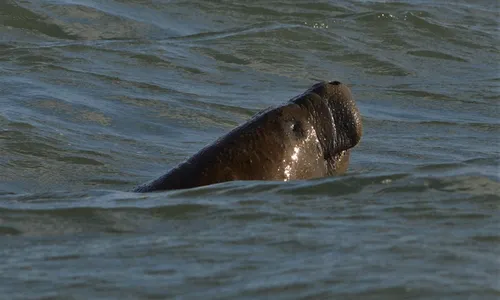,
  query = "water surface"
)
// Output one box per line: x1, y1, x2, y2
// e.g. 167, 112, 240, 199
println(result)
1, 0, 499, 299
